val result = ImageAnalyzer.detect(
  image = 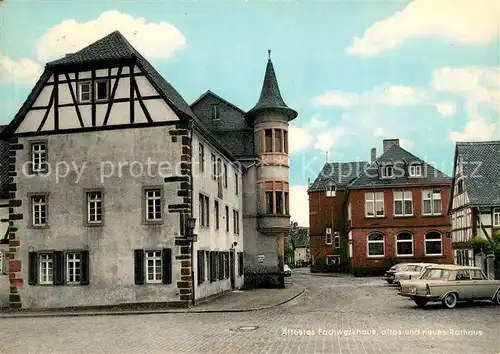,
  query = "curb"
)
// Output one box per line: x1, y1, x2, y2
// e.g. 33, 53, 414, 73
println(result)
0, 288, 305, 319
